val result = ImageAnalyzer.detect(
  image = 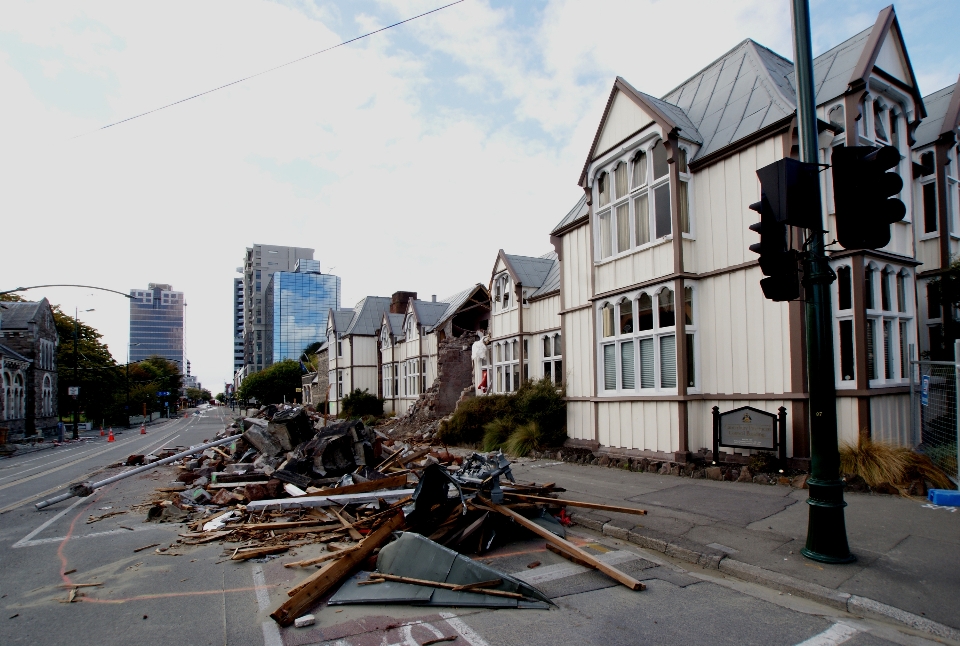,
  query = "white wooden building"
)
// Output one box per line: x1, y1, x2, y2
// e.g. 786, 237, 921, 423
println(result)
485, 250, 563, 394
380, 286, 489, 415
553, 6, 943, 463
326, 296, 392, 416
